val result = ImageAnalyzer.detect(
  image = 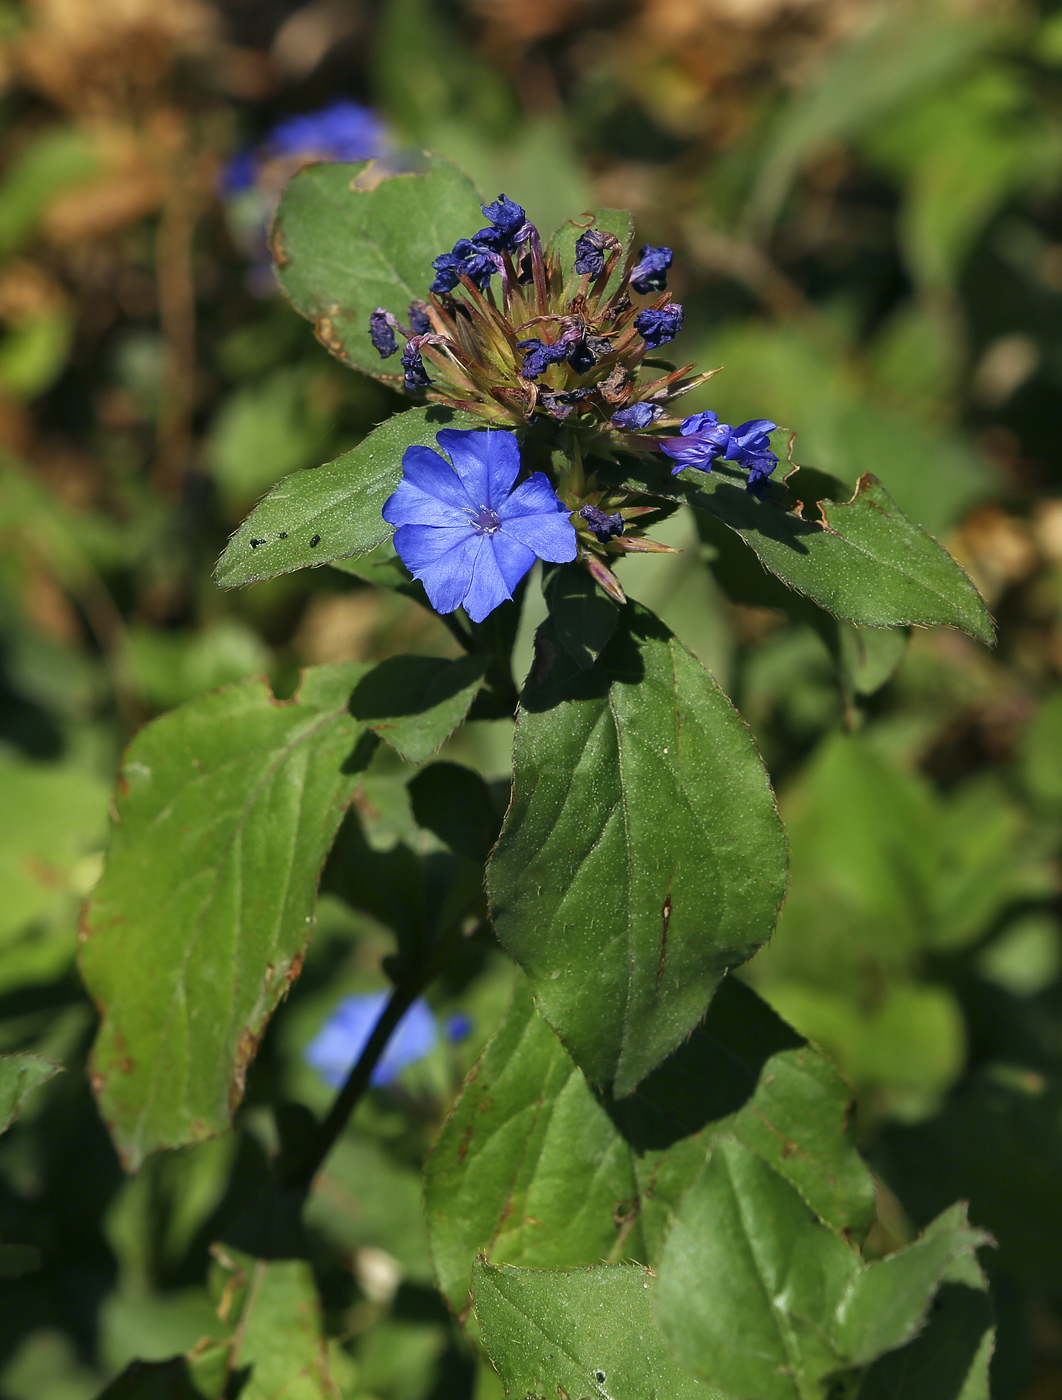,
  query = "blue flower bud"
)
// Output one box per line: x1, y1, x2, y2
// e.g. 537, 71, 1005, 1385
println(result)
516, 337, 570, 380
630, 245, 673, 295
635, 304, 683, 348
481, 194, 526, 246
